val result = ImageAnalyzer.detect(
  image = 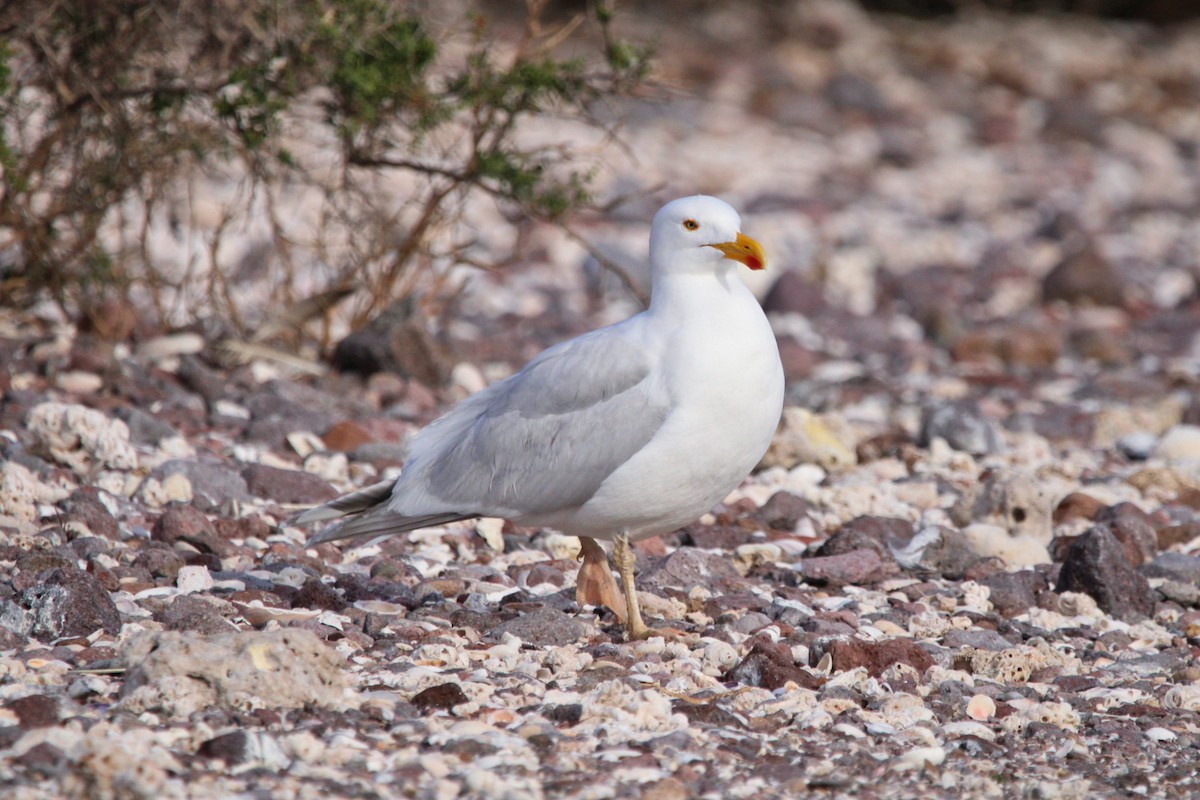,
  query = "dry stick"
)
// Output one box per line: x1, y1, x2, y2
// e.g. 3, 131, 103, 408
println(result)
559, 223, 649, 309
